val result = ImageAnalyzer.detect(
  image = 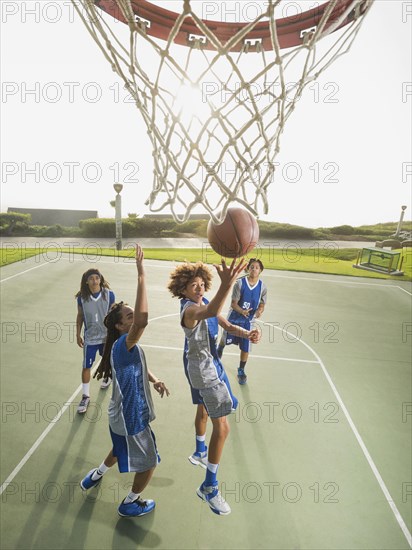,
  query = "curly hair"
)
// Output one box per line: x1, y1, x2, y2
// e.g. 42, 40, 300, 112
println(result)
75, 268, 110, 300
167, 262, 213, 299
